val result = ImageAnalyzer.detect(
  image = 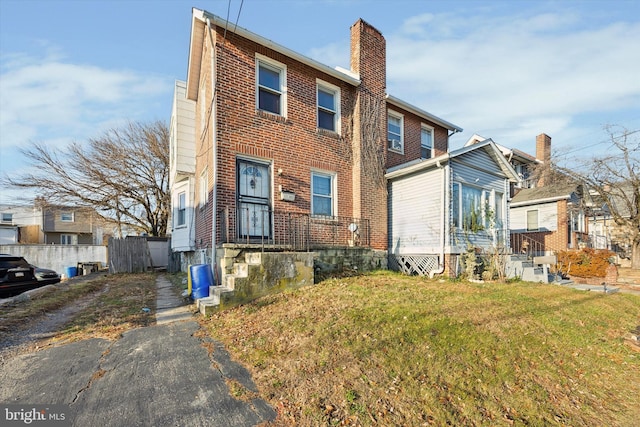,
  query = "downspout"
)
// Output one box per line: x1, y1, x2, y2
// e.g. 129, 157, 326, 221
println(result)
206, 17, 219, 283
430, 160, 448, 278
